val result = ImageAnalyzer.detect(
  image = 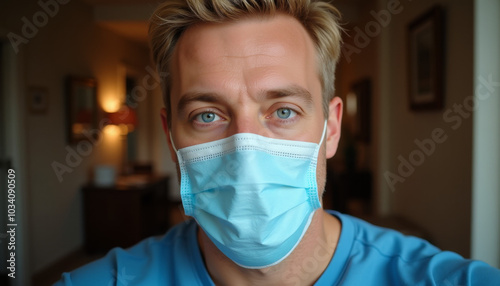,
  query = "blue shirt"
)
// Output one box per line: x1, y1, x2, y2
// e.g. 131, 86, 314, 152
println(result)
55, 211, 500, 285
